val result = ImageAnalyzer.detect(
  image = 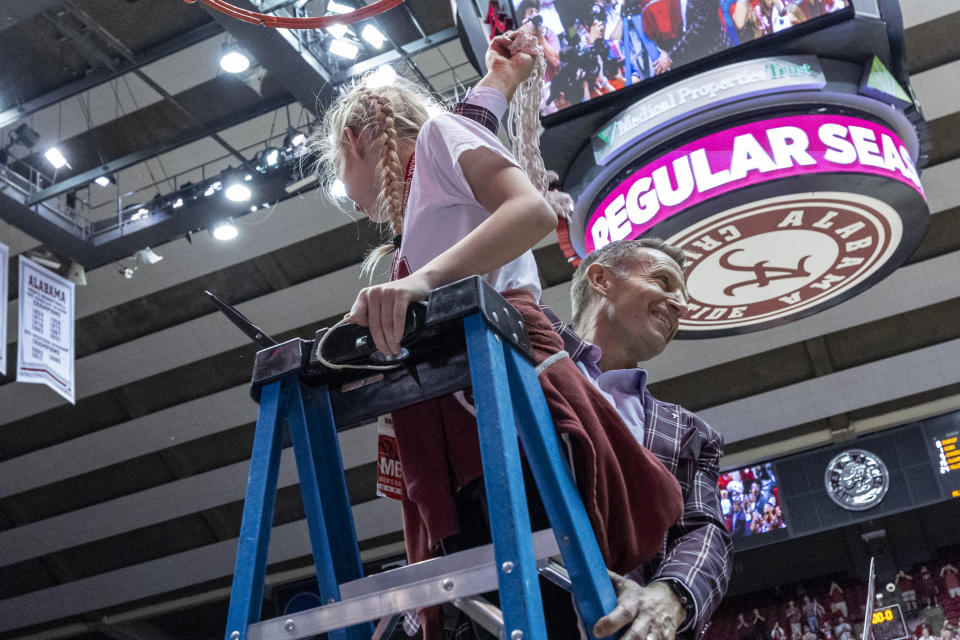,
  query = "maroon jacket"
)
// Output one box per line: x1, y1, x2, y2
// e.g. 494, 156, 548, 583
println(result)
391, 290, 684, 638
